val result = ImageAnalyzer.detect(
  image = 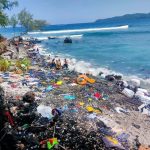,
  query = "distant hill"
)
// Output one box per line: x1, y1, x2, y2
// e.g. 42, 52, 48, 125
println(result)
95, 13, 150, 25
